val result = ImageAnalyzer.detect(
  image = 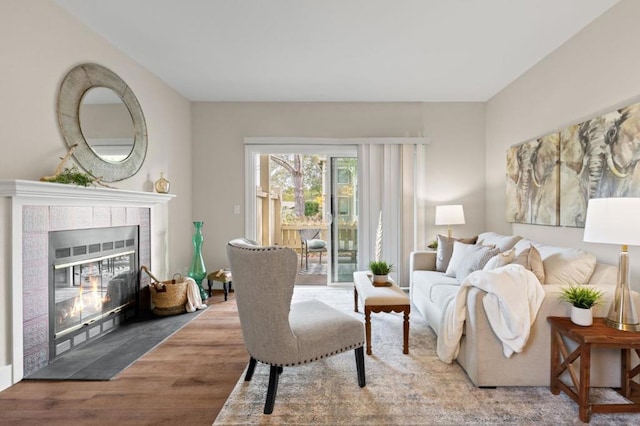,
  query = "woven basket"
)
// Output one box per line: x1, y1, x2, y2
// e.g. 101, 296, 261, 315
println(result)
141, 266, 188, 316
